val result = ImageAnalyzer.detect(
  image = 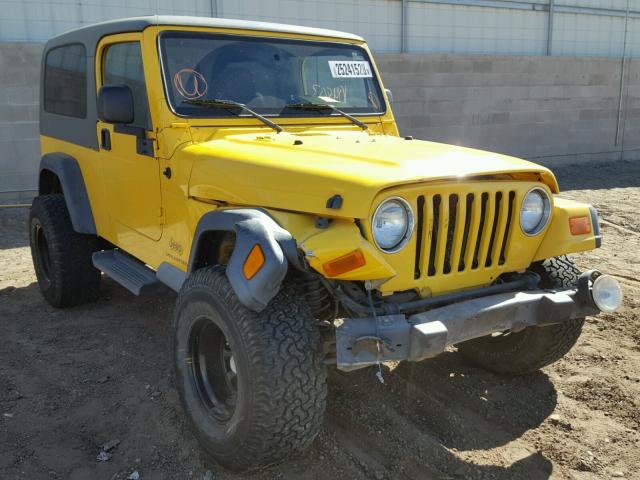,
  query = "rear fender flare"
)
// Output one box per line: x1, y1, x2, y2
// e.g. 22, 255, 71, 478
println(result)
39, 153, 96, 235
